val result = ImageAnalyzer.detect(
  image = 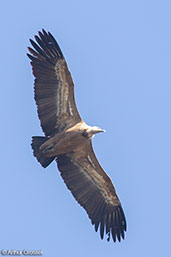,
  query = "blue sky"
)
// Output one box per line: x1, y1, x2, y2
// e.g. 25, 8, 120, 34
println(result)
1, 0, 171, 256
